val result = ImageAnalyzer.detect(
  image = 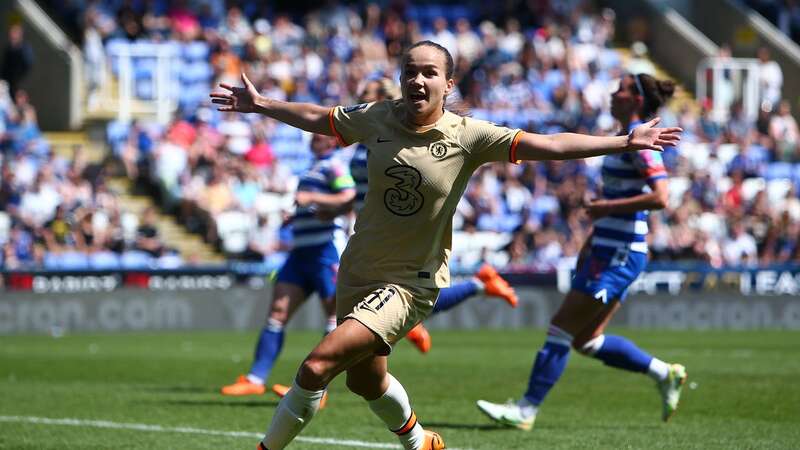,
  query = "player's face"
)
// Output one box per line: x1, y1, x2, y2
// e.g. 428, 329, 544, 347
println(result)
611, 75, 641, 121
311, 134, 336, 156
400, 46, 454, 124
